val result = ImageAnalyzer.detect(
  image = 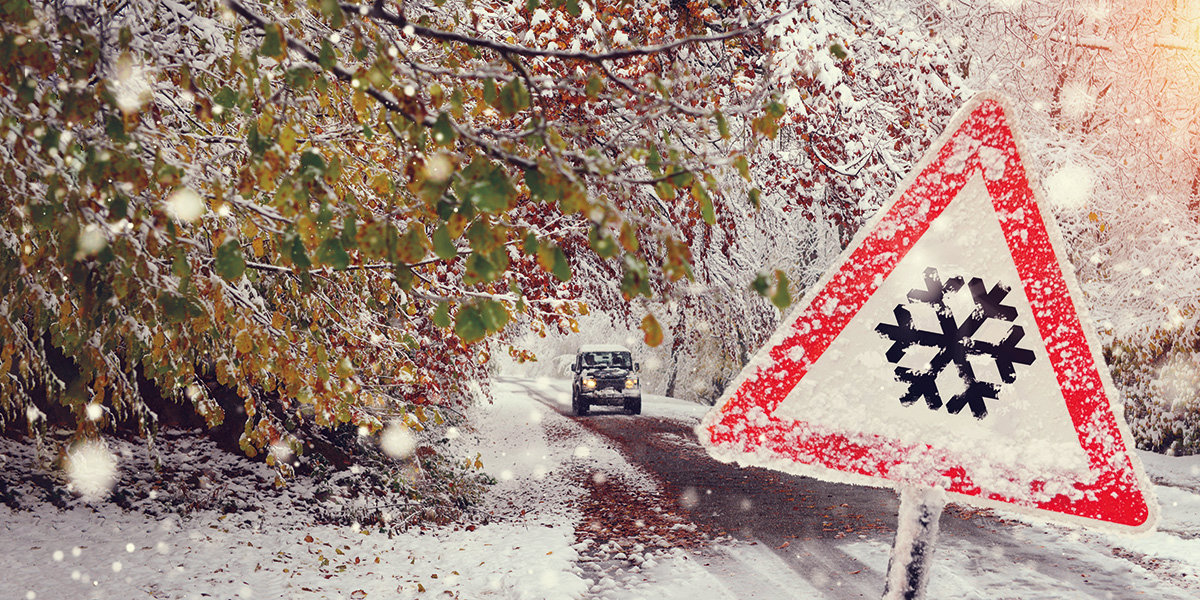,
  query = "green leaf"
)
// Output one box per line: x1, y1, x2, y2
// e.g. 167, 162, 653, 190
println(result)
431, 112, 456, 147
319, 39, 337, 70
463, 250, 508, 286
395, 224, 429, 264
260, 23, 286, 60
300, 151, 326, 179
525, 0, 539, 11
170, 247, 191, 278
670, 170, 694, 188
108, 195, 128, 220
454, 304, 487, 343
565, 0, 581, 17
465, 218, 506, 254
321, 0, 345, 28
771, 270, 791, 310
214, 239, 246, 281
751, 273, 769, 296
432, 225, 457, 261
654, 181, 675, 201
525, 167, 551, 202
585, 74, 603, 100
479, 299, 510, 332
158, 292, 202, 323
749, 187, 761, 208
213, 86, 238, 109
456, 156, 515, 213
715, 110, 730, 139
733, 155, 750, 182
694, 182, 715, 225
497, 77, 530, 117
482, 78, 498, 106
647, 144, 661, 175
290, 234, 312, 269
537, 243, 571, 282
340, 215, 358, 249
316, 202, 334, 228
246, 126, 270, 158
830, 43, 848, 60
588, 225, 618, 259
284, 66, 317, 91
433, 302, 451, 328
621, 255, 650, 299
394, 264, 413, 291
105, 115, 126, 141
317, 237, 350, 270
